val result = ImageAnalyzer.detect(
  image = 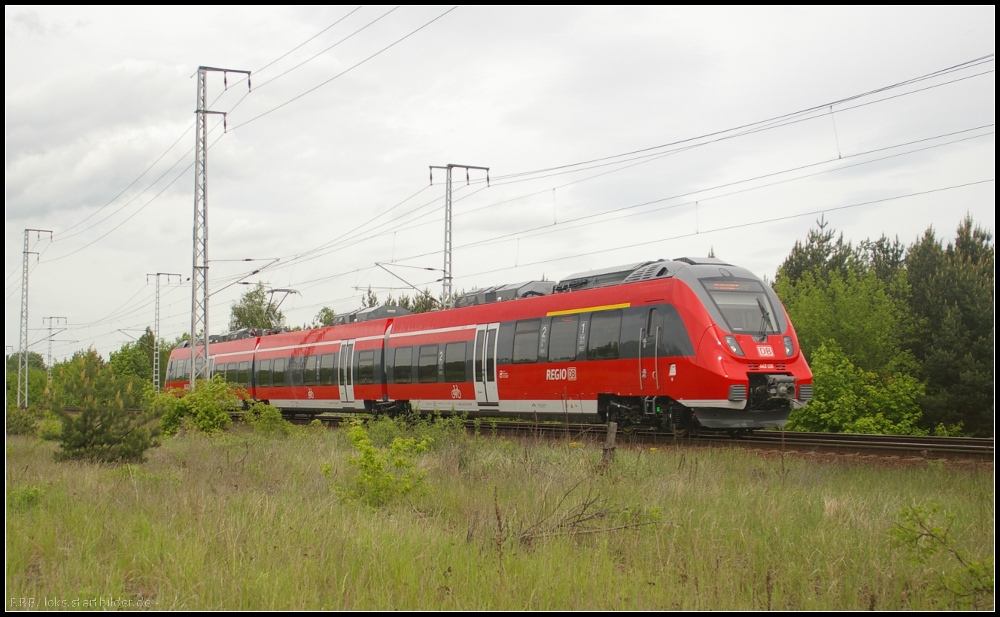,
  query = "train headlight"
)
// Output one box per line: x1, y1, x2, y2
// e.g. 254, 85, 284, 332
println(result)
724, 335, 745, 357
783, 336, 794, 357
